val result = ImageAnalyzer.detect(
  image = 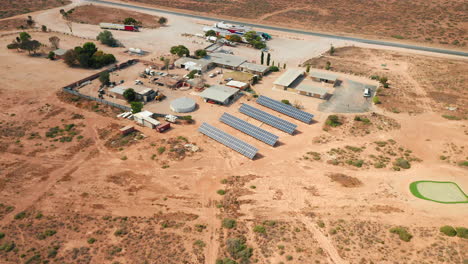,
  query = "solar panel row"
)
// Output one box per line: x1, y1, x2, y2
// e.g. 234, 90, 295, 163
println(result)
220, 113, 279, 146
256, 95, 314, 124
239, 104, 297, 135
198, 122, 258, 159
